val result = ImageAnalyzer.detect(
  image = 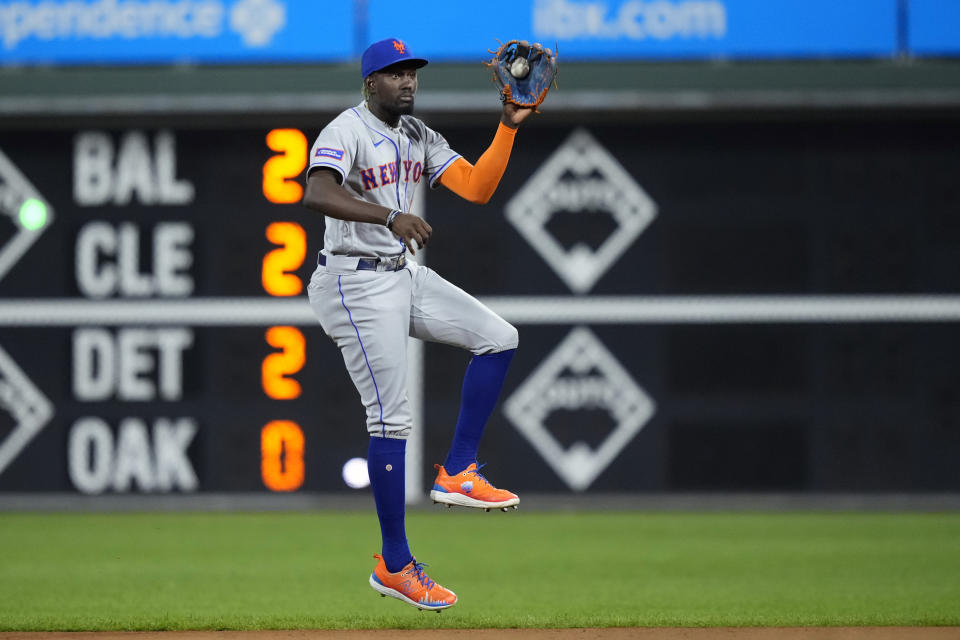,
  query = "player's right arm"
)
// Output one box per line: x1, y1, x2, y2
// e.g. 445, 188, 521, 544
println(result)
303, 168, 432, 255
